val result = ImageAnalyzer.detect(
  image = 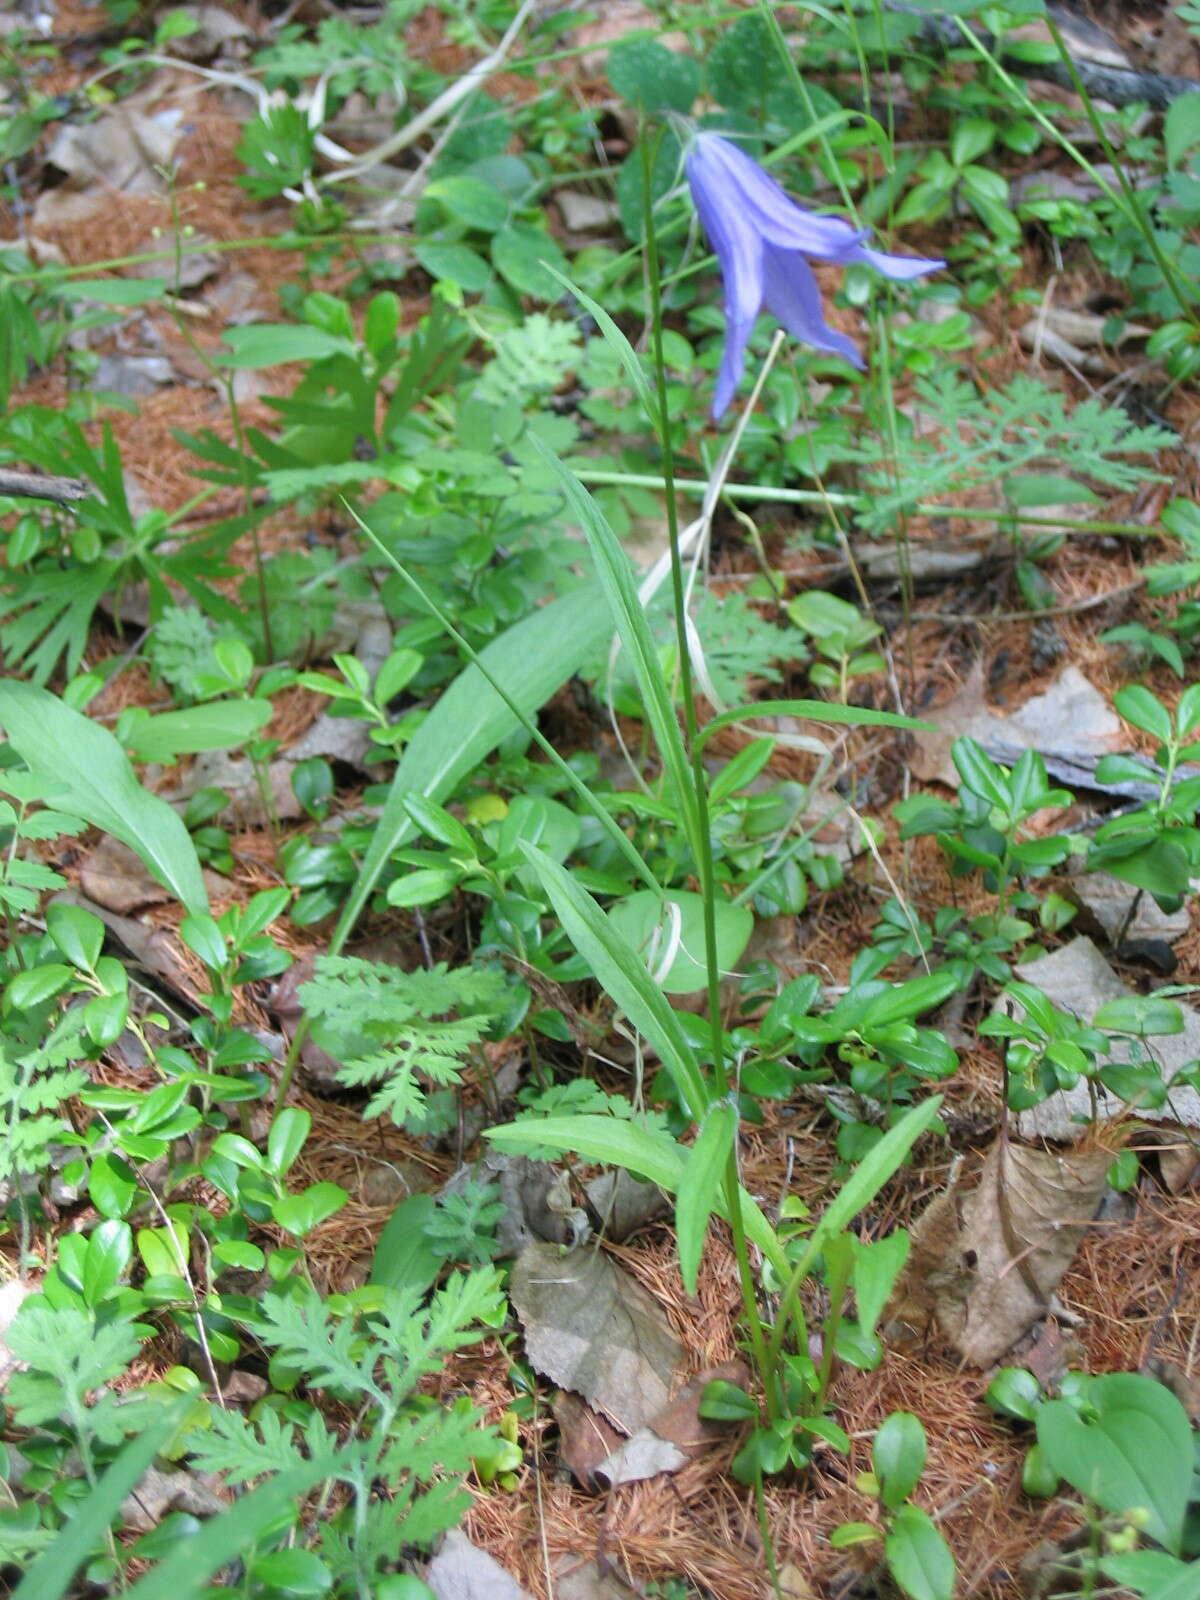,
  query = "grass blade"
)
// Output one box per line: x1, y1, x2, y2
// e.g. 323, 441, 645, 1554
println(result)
520, 842, 707, 1117
12, 1402, 186, 1600
529, 439, 700, 863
